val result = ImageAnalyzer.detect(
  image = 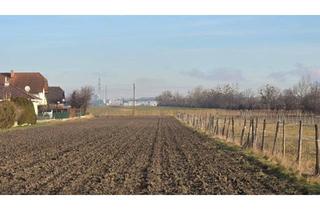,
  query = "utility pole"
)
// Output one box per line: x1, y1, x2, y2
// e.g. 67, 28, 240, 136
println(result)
133, 83, 136, 116
133, 83, 136, 107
